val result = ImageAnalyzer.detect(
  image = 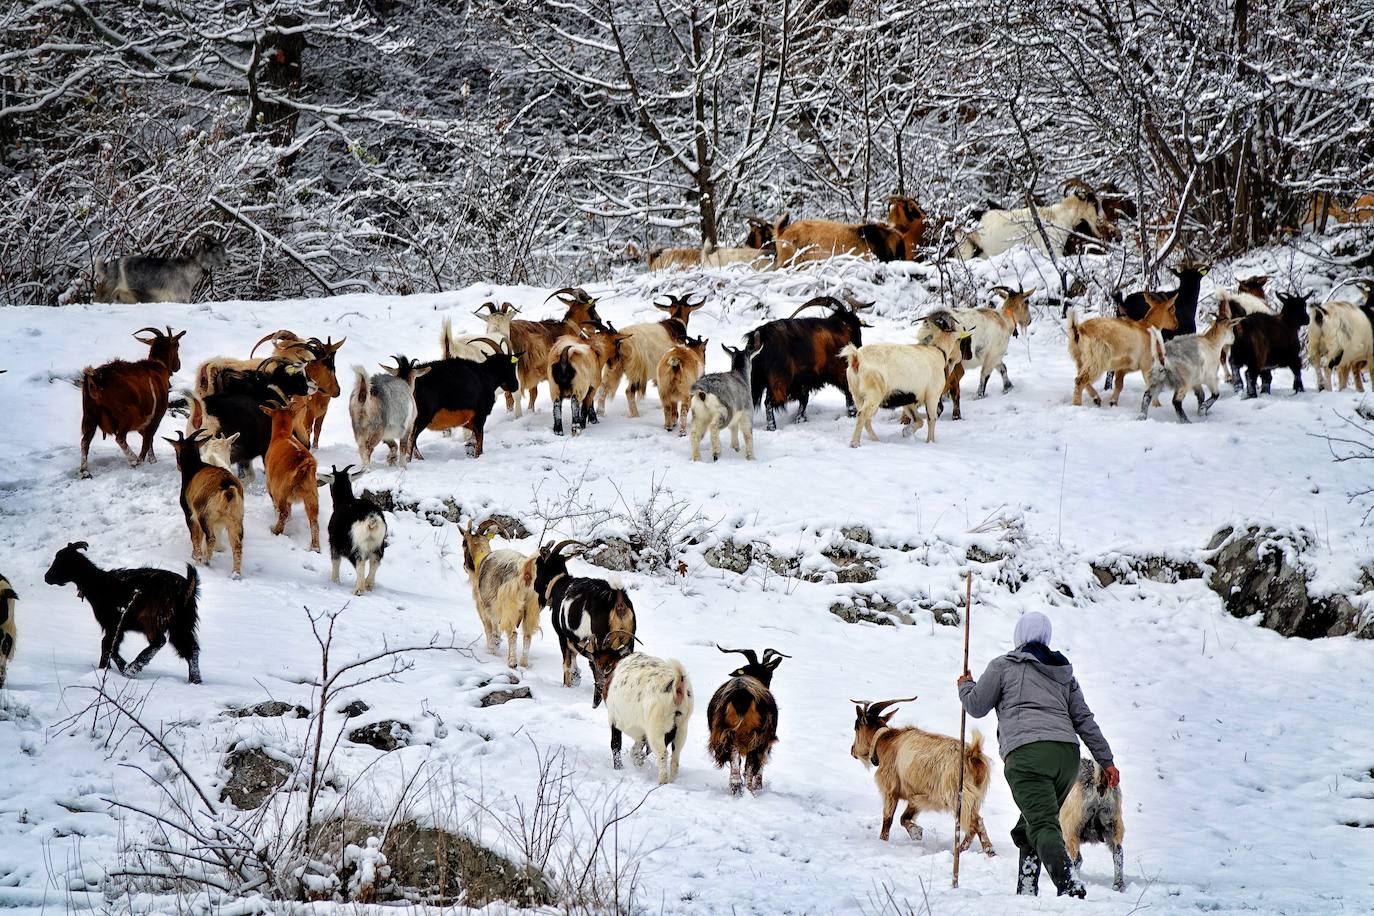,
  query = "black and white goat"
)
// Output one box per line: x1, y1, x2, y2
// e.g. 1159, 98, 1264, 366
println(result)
319, 466, 387, 595
533, 539, 636, 706
0, 573, 15, 689
44, 542, 202, 683
707, 646, 788, 796
604, 652, 694, 784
